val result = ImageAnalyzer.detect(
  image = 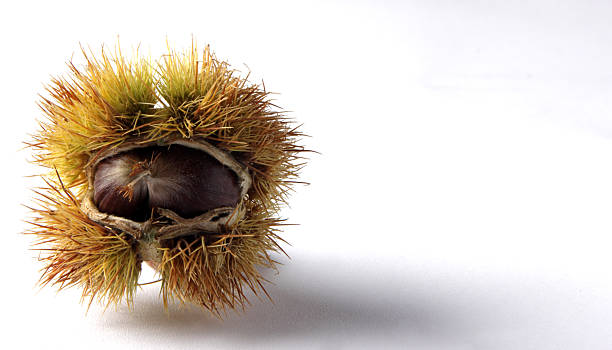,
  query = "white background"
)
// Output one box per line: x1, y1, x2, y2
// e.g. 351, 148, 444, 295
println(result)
4, 0, 612, 349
